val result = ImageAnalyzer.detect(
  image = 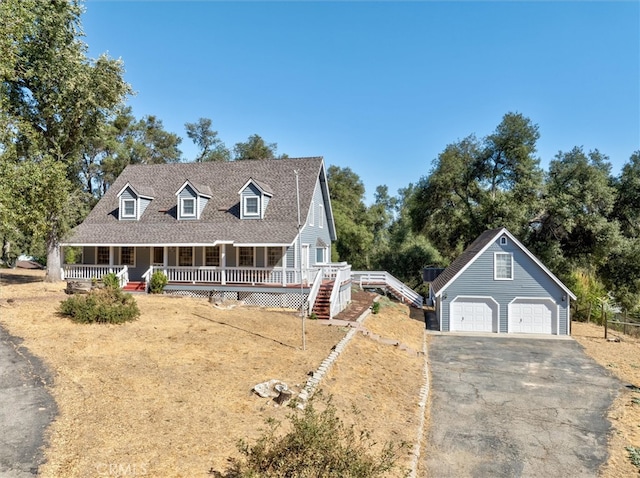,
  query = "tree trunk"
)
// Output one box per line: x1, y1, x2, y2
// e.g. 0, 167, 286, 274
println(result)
45, 234, 62, 282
